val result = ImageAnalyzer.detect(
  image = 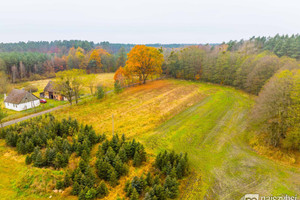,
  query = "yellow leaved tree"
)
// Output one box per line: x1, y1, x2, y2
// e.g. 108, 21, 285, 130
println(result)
88, 49, 102, 73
